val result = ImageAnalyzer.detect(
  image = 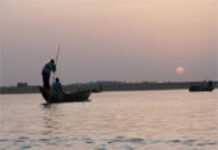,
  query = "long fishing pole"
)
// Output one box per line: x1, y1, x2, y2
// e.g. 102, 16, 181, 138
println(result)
55, 44, 60, 72
0, 44, 4, 87
53, 44, 61, 80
